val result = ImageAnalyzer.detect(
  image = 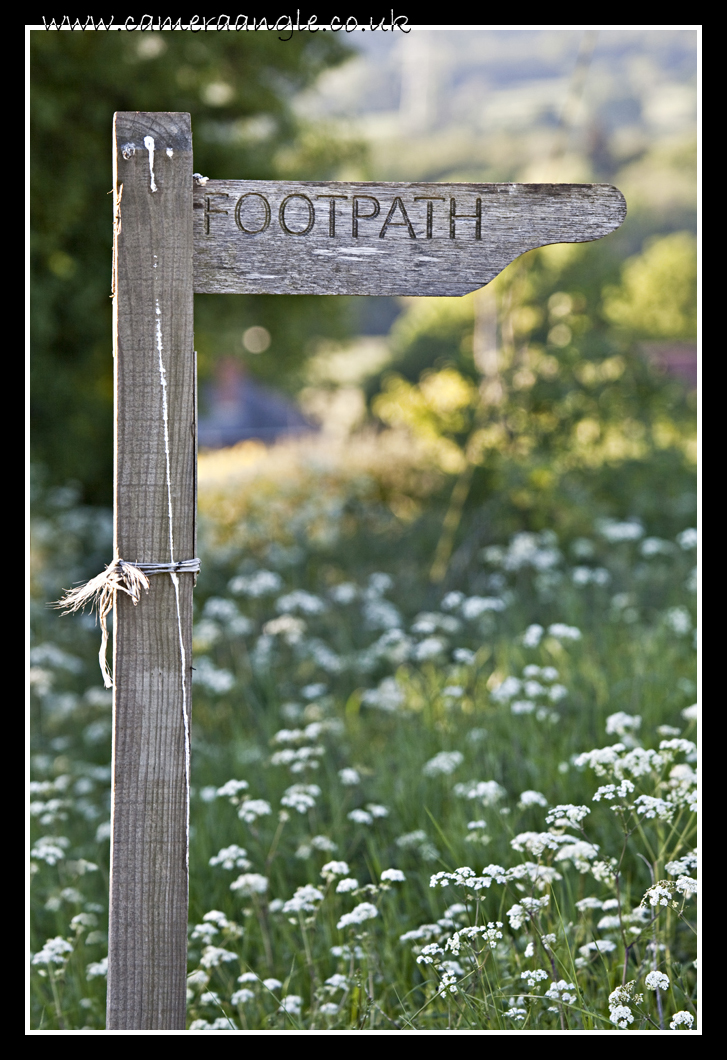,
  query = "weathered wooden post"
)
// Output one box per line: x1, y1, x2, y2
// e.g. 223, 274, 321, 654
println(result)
108, 112, 195, 1030
101, 110, 625, 1030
